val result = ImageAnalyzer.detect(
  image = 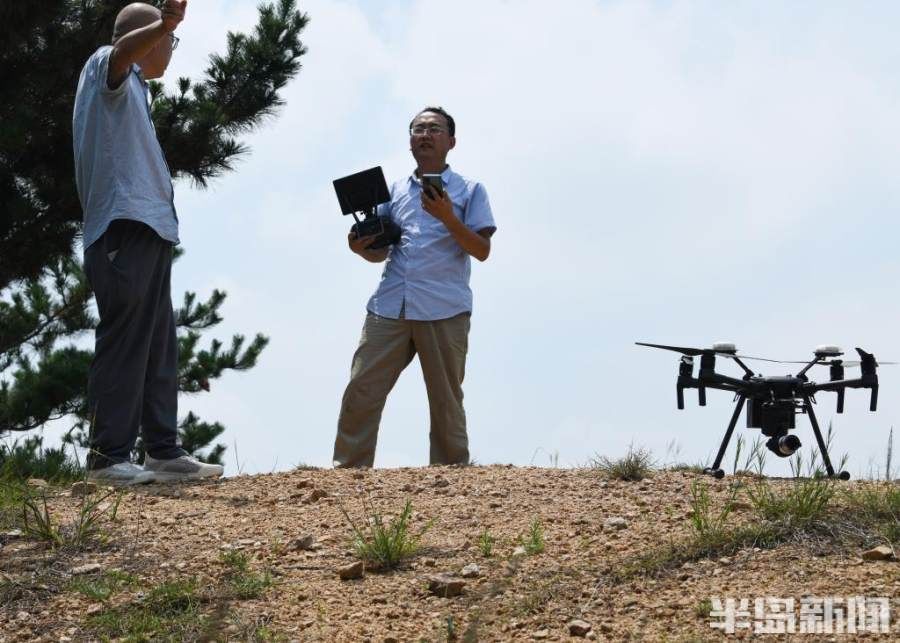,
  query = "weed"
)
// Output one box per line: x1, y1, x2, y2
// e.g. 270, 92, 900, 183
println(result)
590, 444, 655, 481
477, 527, 495, 557
219, 549, 273, 599
87, 579, 206, 640
696, 598, 713, 618
69, 569, 137, 602
339, 498, 432, 570
747, 477, 836, 529
520, 519, 545, 555
17, 484, 121, 549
